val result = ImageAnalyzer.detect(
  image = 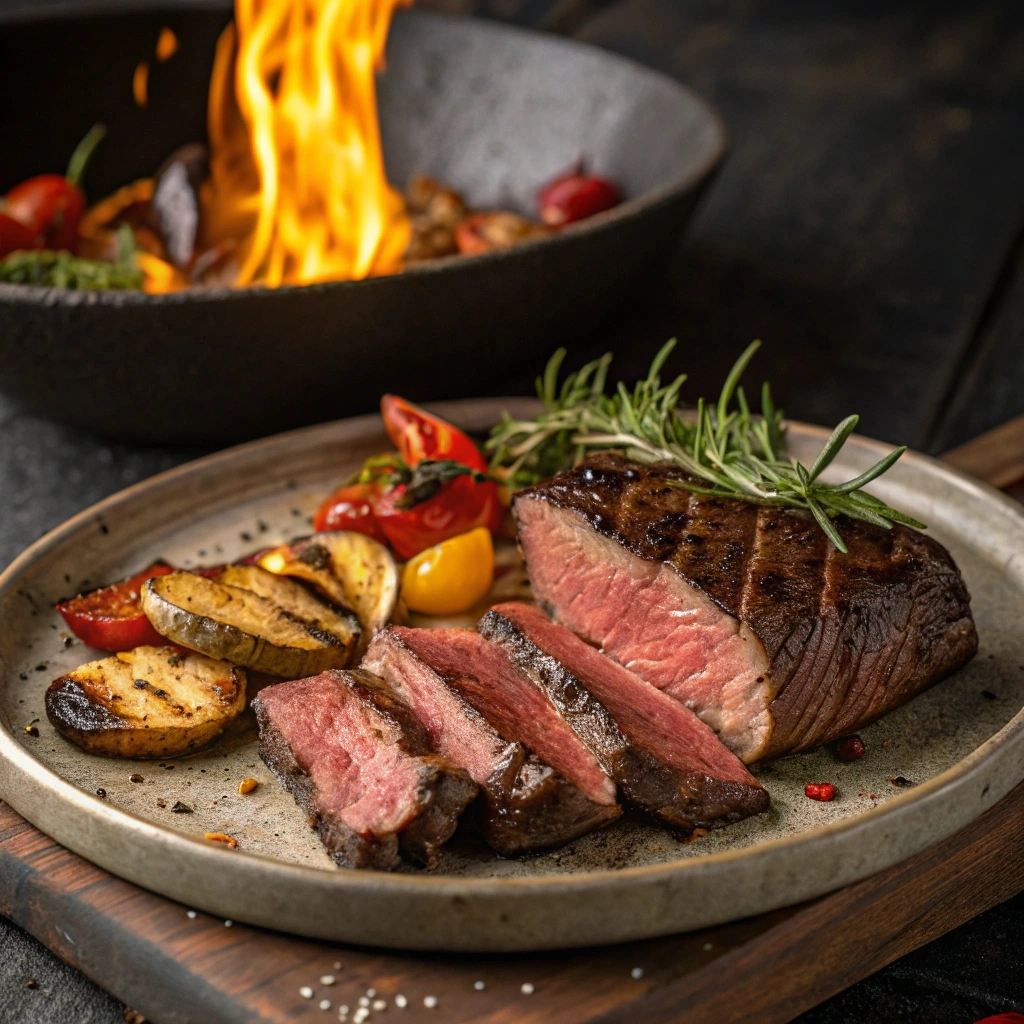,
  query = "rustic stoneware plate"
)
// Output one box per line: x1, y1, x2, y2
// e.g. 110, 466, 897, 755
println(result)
1, 399, 1022, 952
